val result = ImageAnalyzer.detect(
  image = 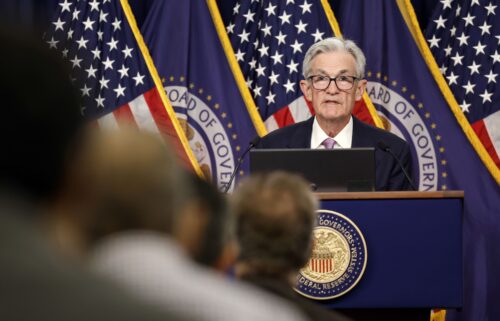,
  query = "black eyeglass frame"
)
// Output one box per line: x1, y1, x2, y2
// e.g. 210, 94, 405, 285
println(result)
307, 75, 360, 91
